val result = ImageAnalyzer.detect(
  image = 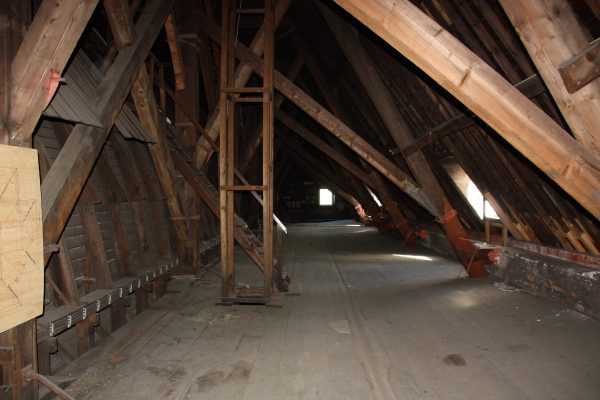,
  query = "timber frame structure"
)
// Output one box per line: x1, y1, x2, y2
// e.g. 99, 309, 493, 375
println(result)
0, 0, 599, 398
